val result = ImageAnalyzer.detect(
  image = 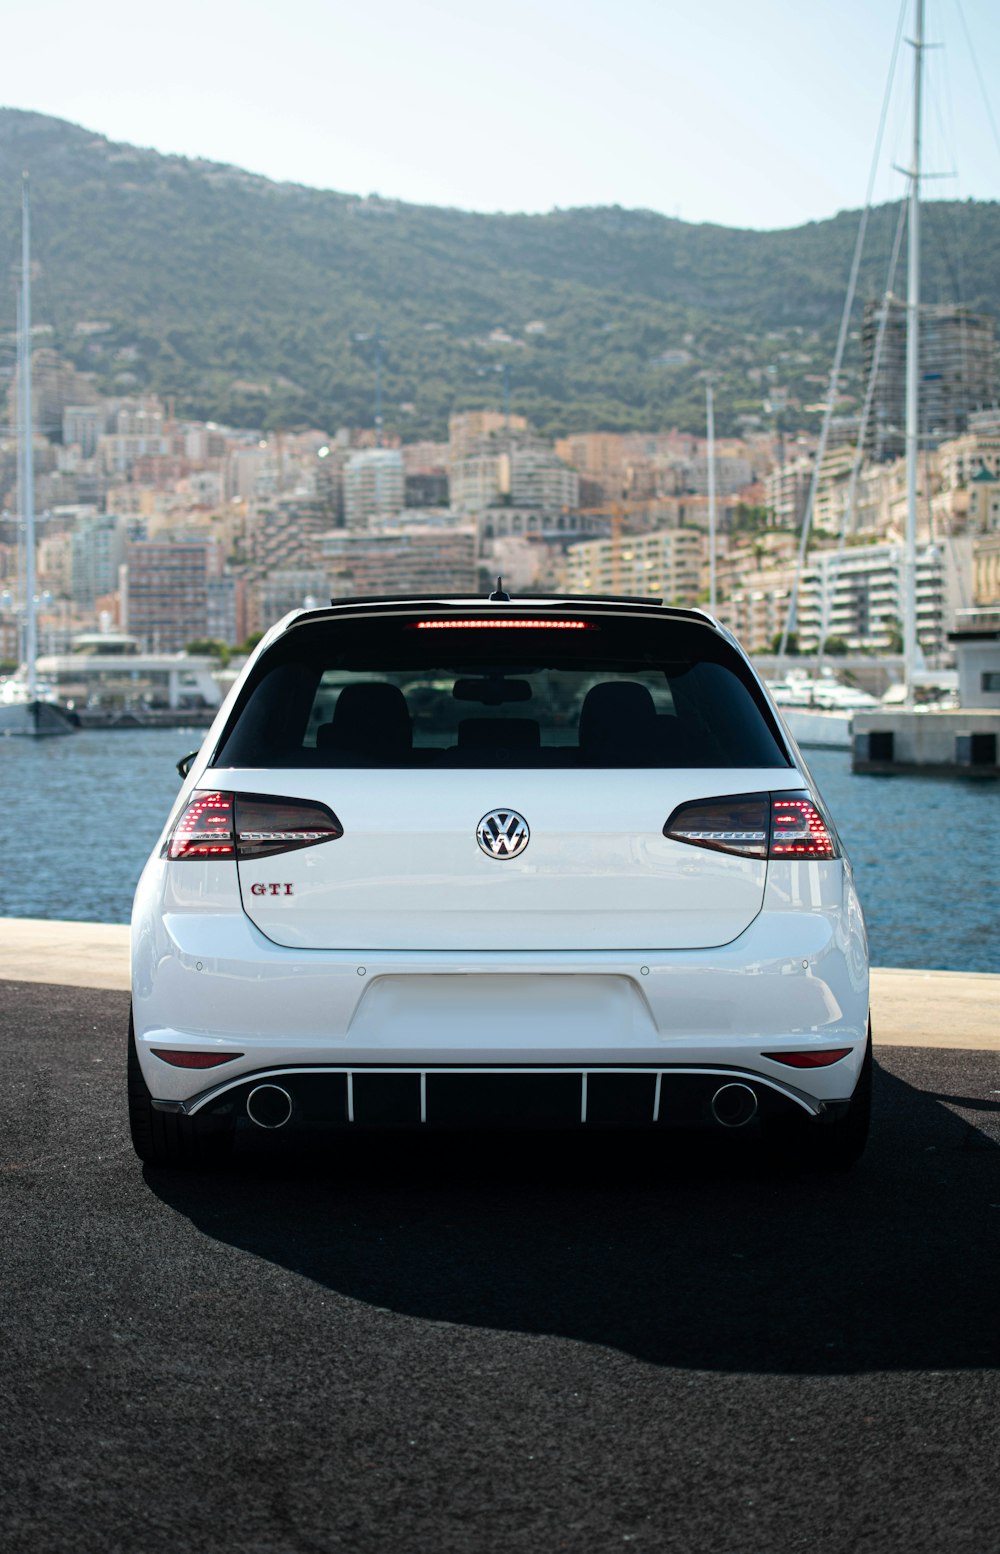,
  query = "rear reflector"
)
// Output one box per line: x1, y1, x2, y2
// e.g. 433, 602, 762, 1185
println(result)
151, 1049, 244, 1068
164, 791, 343, 861
410, 619, 594, 630
762, 1049, 853, 1068
664, 789, 839, 860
